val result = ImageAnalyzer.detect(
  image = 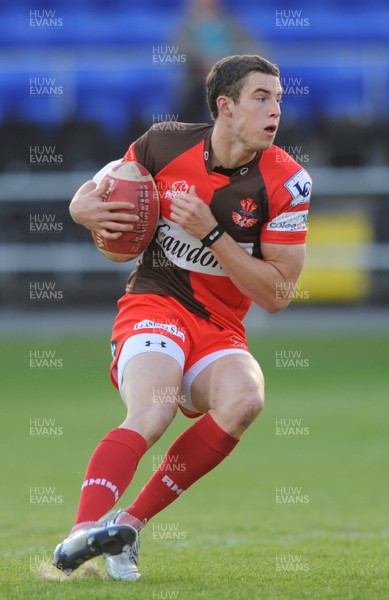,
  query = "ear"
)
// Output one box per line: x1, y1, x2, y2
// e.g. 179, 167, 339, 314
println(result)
216, 95, 234, 118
